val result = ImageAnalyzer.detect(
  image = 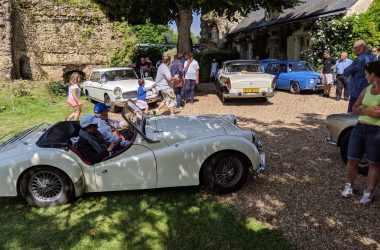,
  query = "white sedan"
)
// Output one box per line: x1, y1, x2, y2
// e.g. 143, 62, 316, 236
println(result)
217, 60, 276, 103
82, 67, 159, 111
0, 100, 266, 207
